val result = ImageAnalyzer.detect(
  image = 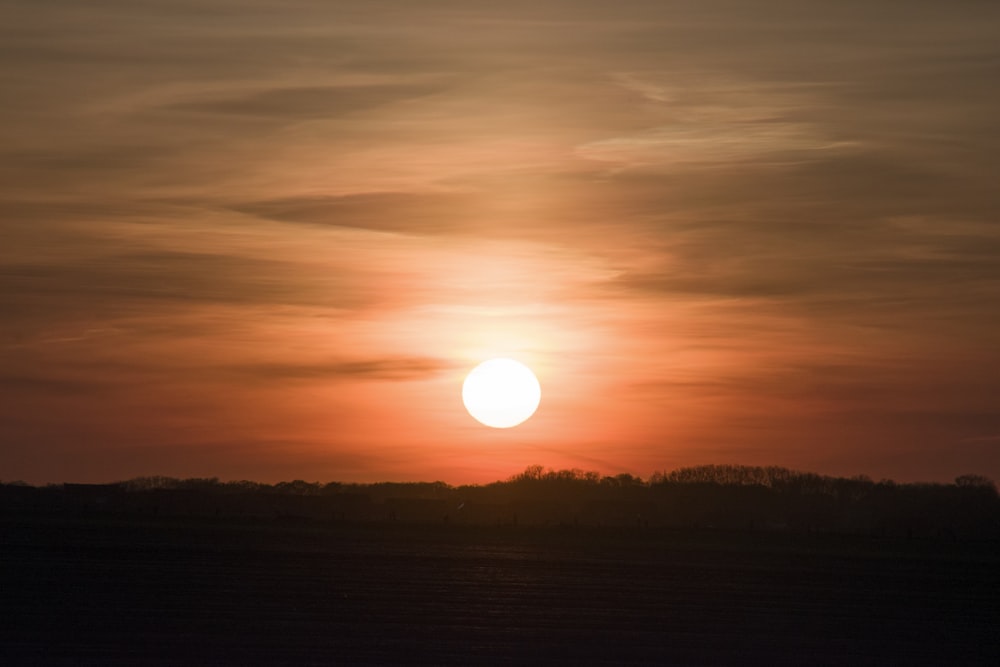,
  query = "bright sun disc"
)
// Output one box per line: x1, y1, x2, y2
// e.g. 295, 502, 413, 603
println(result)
462, 358, 541, 428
